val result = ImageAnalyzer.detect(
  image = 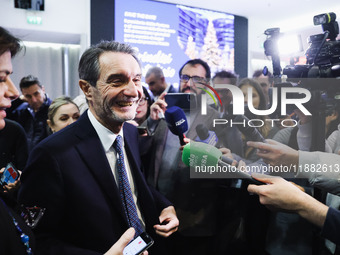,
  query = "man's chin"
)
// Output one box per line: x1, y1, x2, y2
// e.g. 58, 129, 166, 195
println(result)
181, 88, 193, 94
